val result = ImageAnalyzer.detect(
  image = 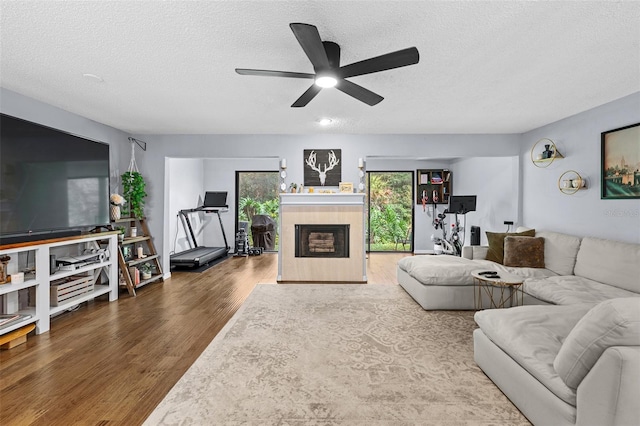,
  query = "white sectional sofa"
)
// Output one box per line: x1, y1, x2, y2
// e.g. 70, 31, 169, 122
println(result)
474, 298, 640, 426
397, 230, 640, 425
397, 230, 640, 309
